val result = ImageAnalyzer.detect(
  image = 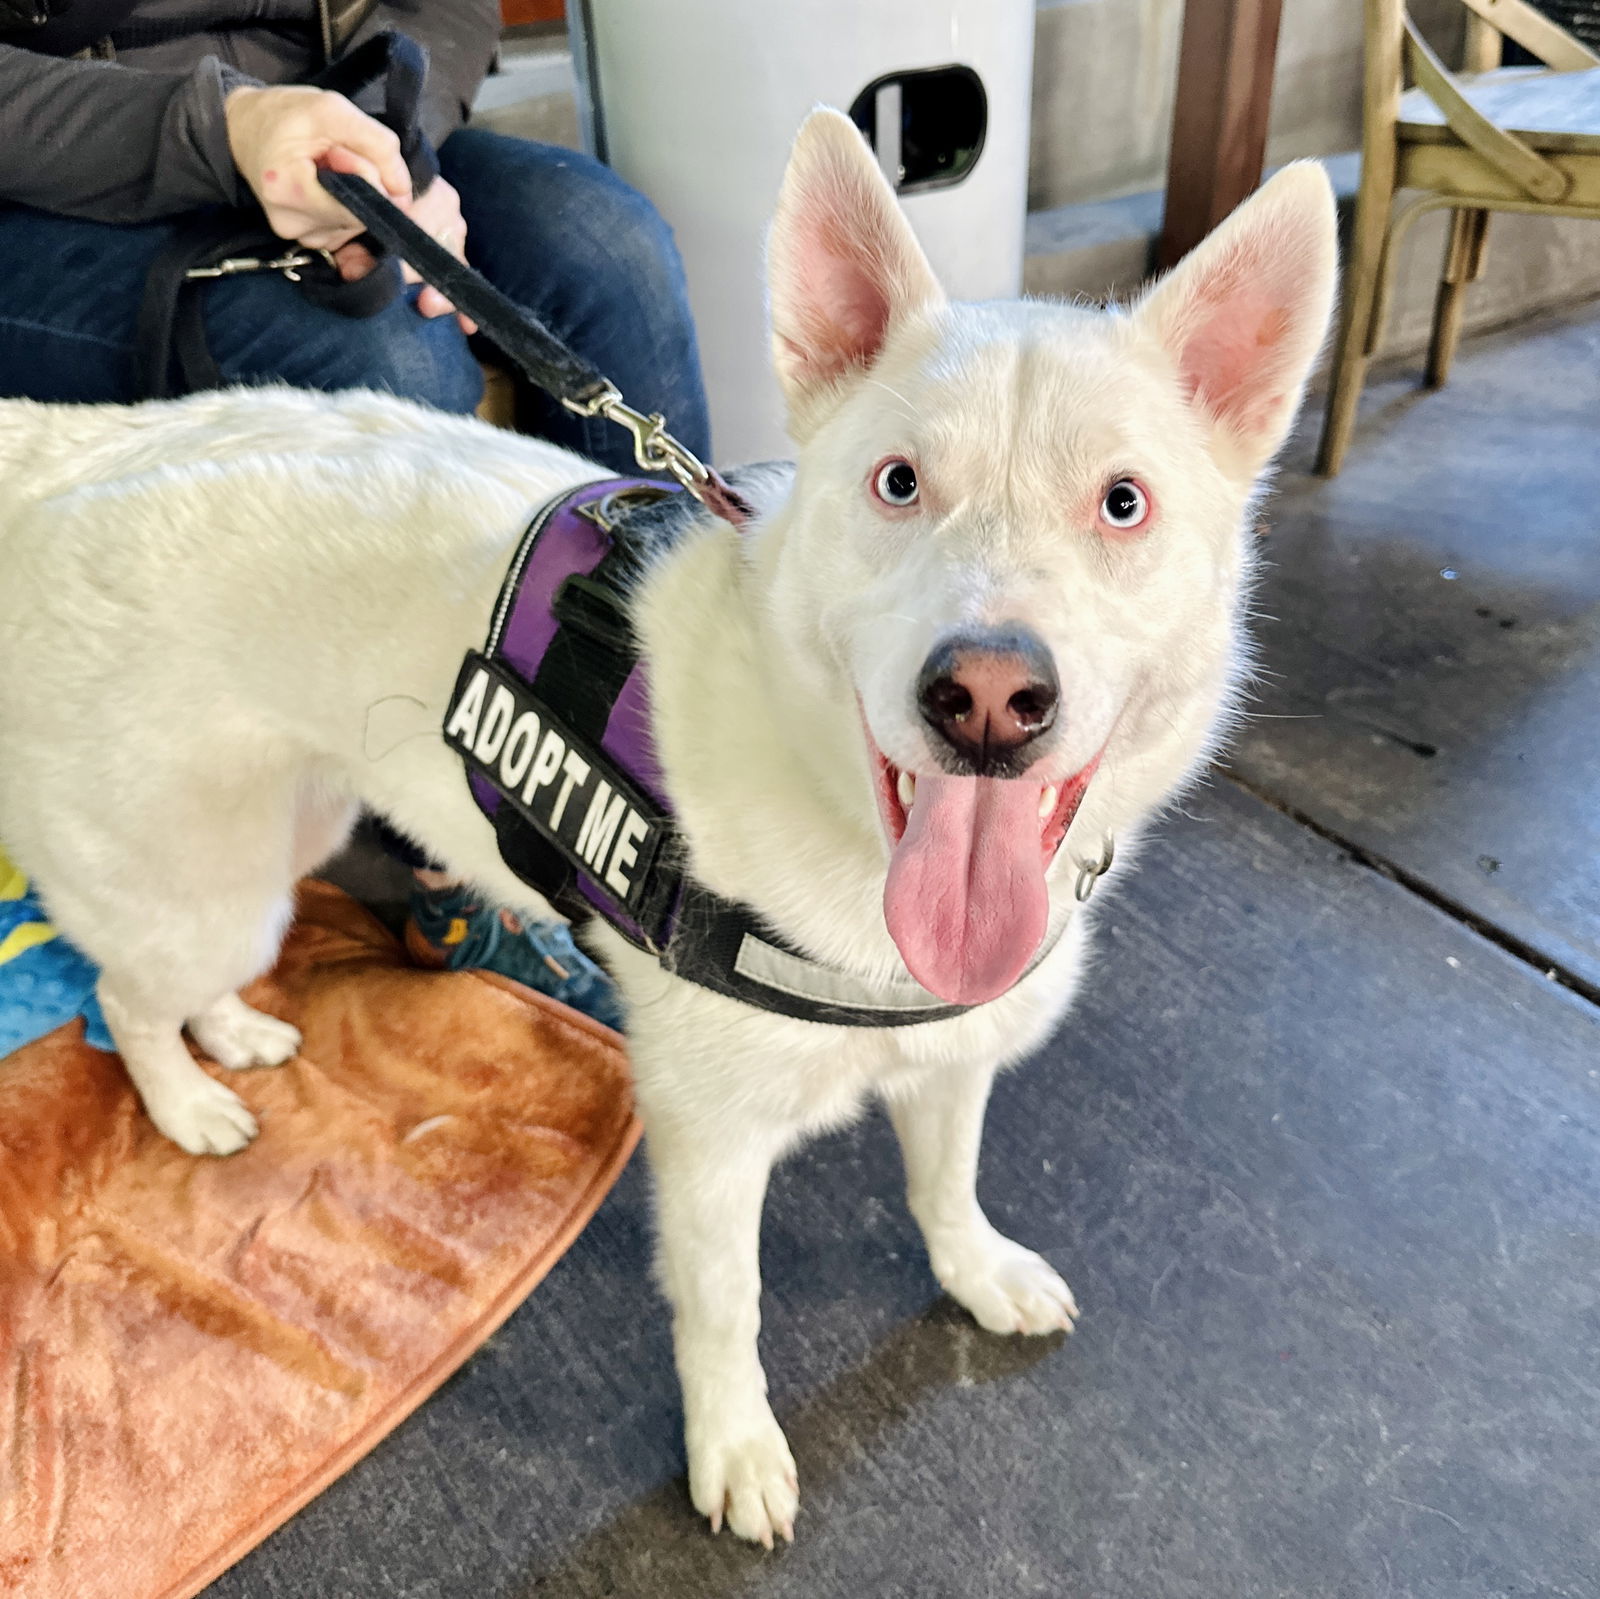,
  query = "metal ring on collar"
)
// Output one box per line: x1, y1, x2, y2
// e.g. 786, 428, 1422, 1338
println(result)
1073, 836, 1116, 903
